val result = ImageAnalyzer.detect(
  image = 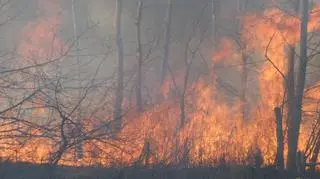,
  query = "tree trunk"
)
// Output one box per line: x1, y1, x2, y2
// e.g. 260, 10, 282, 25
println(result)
211, 0, 220, 44
240, 53, 248, 120
238, 0, 249, 121
287, 44, 297, 172
274, 107, 284, 170
287, 0, 309, 173
180, 47, 191, 129
114, 0, 124, 129
71, 0, 83, 160
135, 0, 143, 112
286, 0, 299, 173
161, 0, 173, 85
211, 0, 220, 89
286, 0, 299, 148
